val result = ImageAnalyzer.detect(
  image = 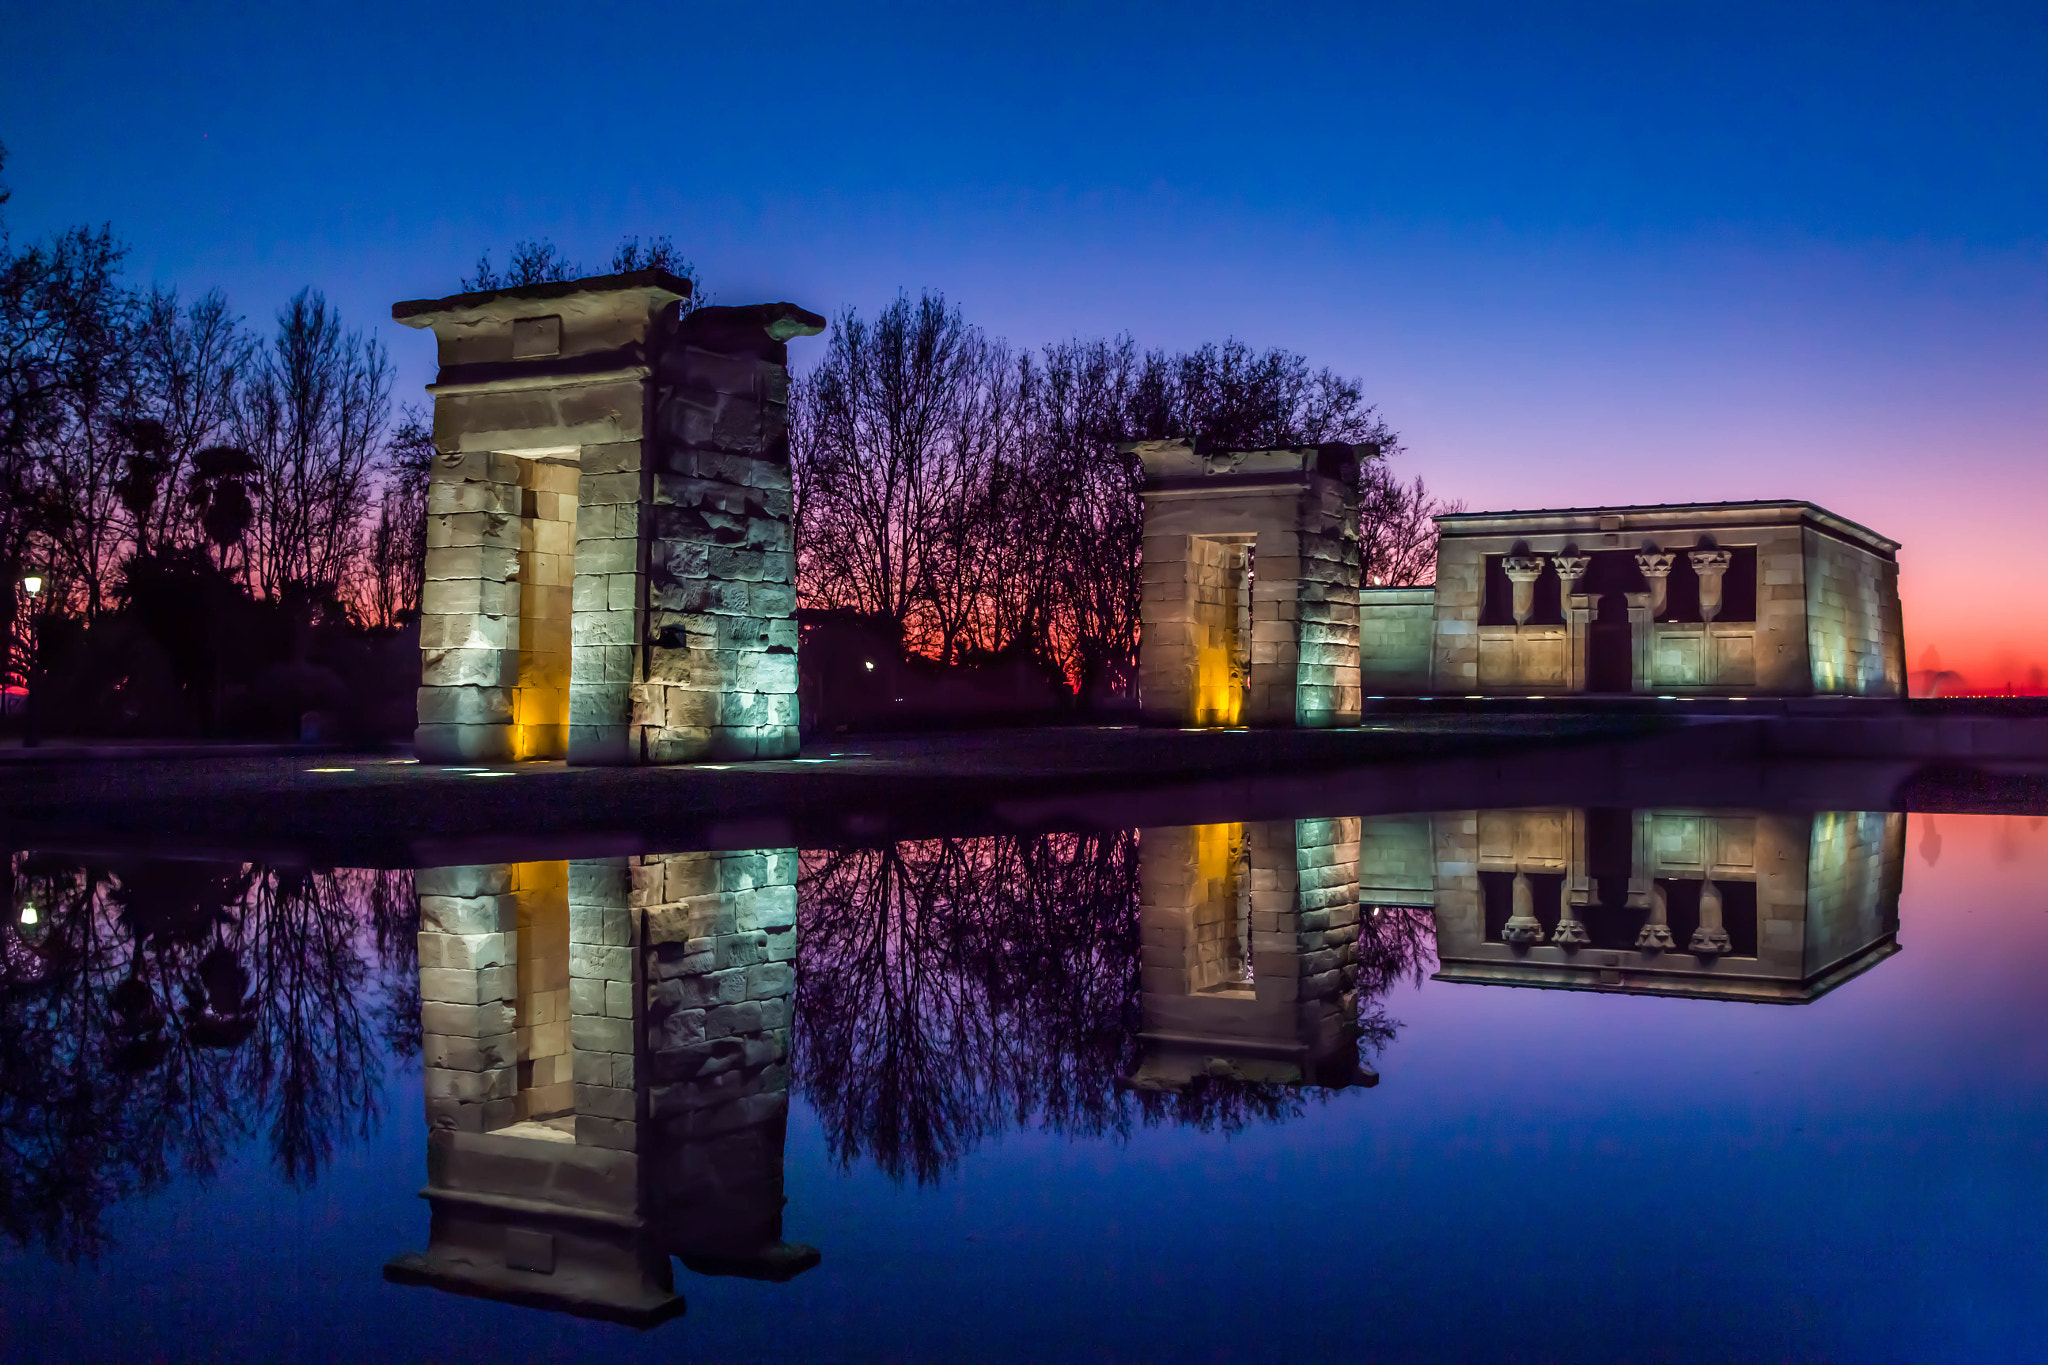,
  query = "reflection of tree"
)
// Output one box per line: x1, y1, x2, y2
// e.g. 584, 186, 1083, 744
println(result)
796, 833, 1143, 1183
1356, 904, 1438, 1055
795, 833, 1444, 1182
0, 855, 415, 1259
